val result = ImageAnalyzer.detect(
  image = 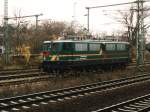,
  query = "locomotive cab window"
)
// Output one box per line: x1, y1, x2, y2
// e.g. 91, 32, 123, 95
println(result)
52, 43, 60, 51
43, 43, 51, 51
